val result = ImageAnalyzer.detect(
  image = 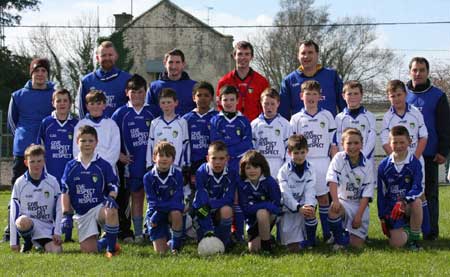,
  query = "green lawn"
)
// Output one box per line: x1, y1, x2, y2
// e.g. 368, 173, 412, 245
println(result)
0, 188, 449, 276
